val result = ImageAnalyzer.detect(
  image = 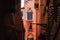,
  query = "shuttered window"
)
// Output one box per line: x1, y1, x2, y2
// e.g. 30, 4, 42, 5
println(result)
27, 12, 33, 20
